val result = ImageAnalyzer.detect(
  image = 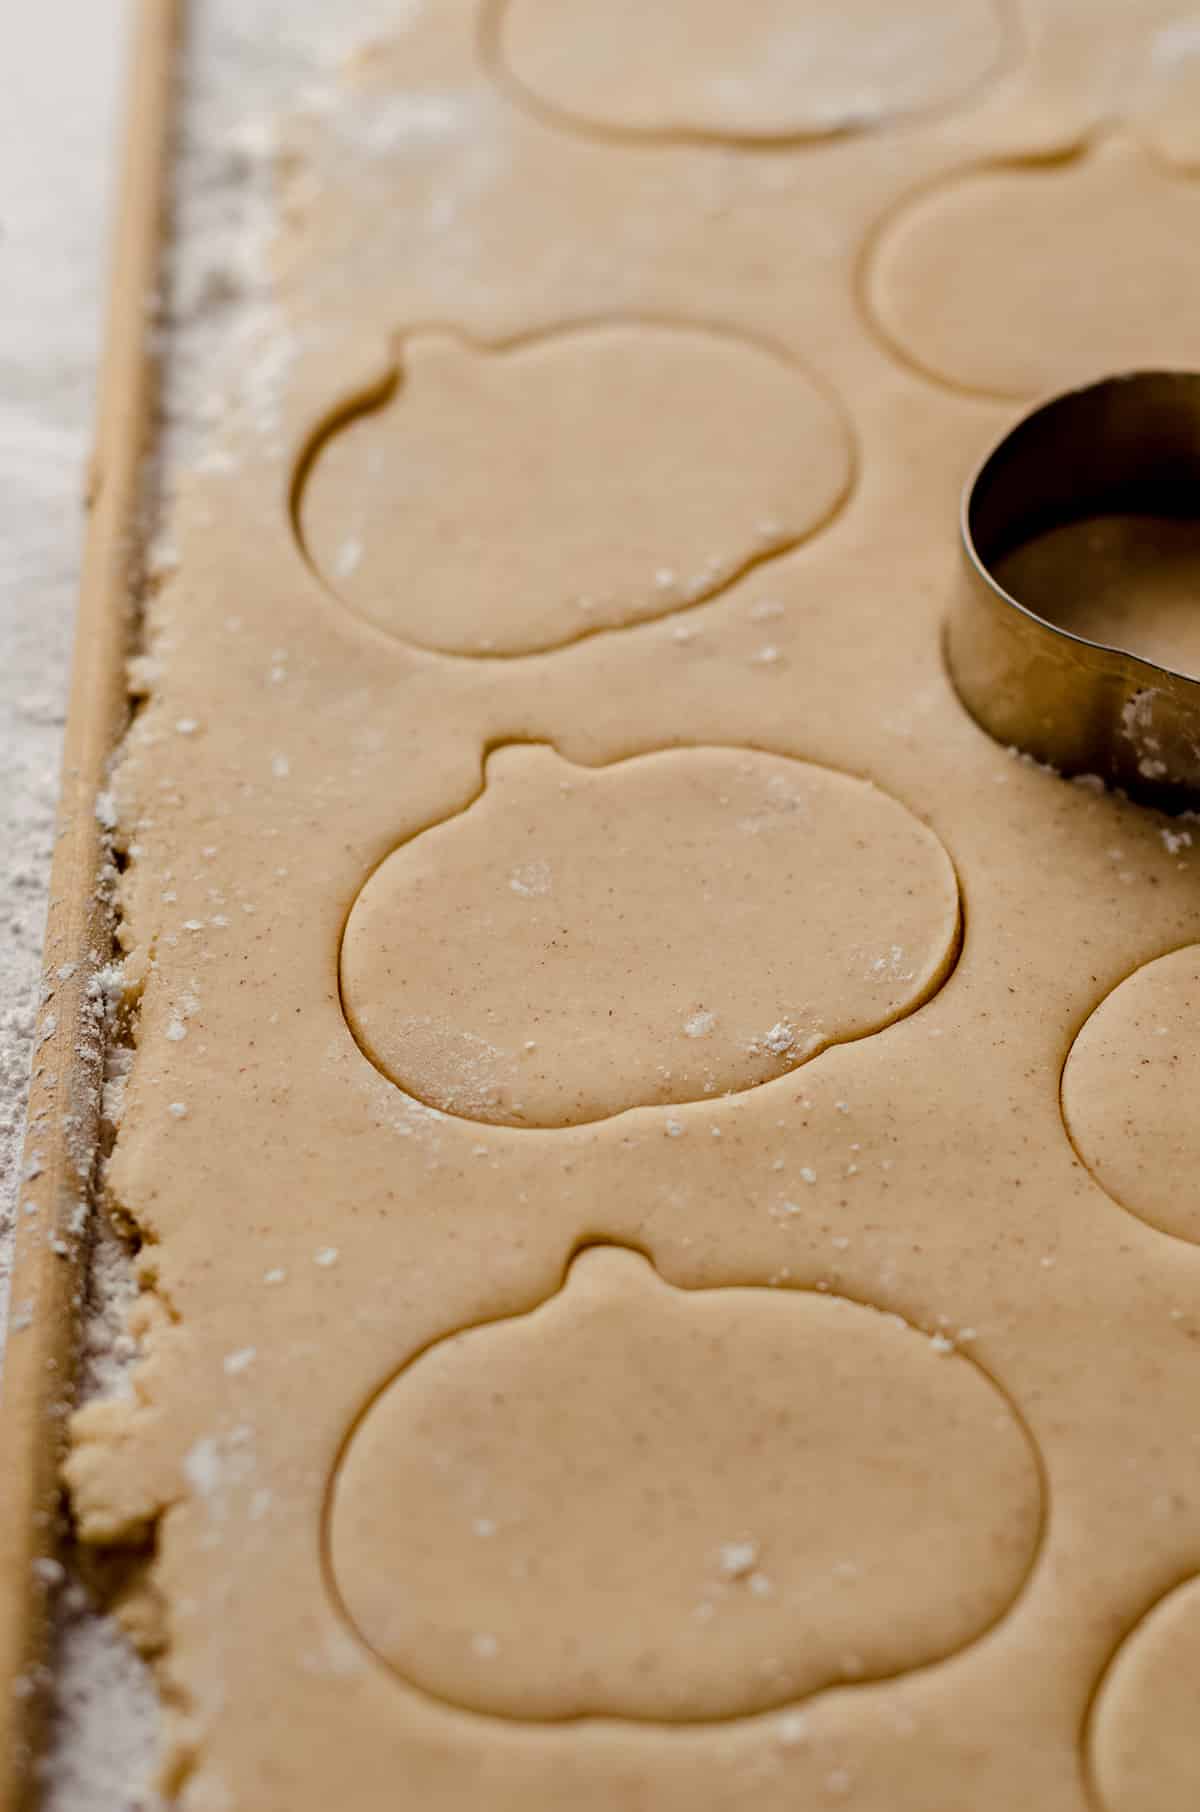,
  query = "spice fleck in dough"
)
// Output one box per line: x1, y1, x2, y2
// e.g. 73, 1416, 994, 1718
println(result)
63, 1, 1200, 1808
